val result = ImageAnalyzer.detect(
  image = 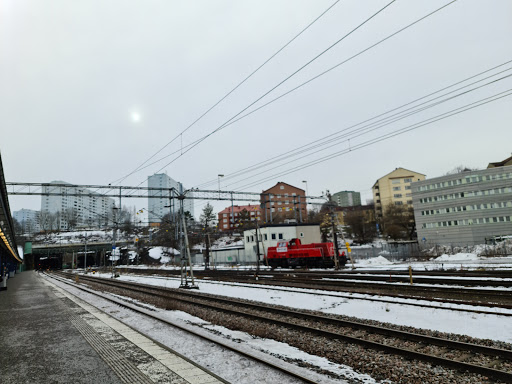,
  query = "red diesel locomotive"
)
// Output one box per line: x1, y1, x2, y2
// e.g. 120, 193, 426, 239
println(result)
265, 238, 346, 269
